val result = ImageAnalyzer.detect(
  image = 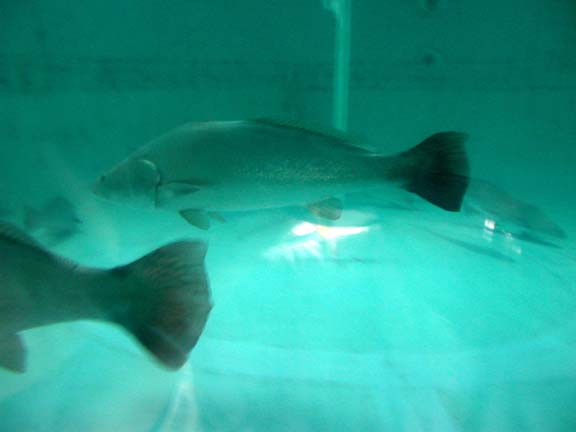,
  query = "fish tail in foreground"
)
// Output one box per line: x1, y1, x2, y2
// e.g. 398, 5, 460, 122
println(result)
0, 225, 211, 373
111, 241, 212, 370
384, 132, 470, 211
